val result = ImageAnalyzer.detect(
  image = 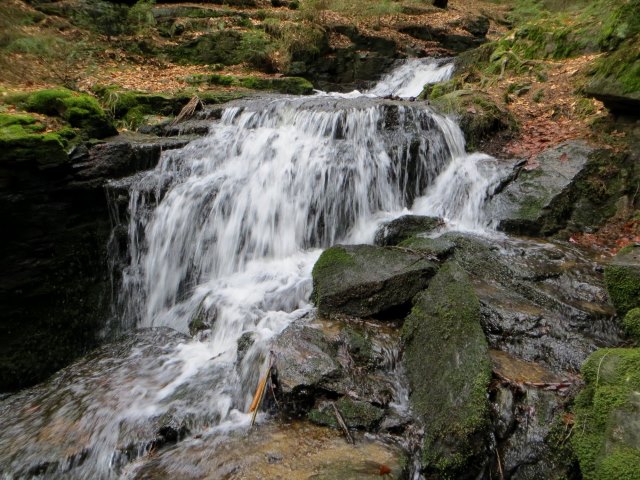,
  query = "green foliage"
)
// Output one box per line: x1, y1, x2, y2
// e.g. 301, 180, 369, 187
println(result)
127, 0, 156, 35
263, 18, 326, 67
298, 0, 399, 23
